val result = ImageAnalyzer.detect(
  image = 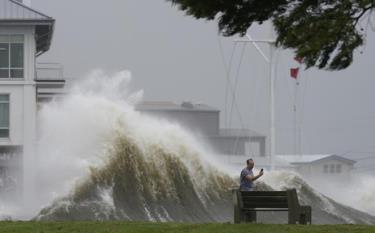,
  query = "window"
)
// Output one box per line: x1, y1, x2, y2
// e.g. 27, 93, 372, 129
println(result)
0, 35, 24, 79
0, 94, 9, 138
336, 164, 342, 173
329, 164, 335, 173
323, 163, 343, 174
